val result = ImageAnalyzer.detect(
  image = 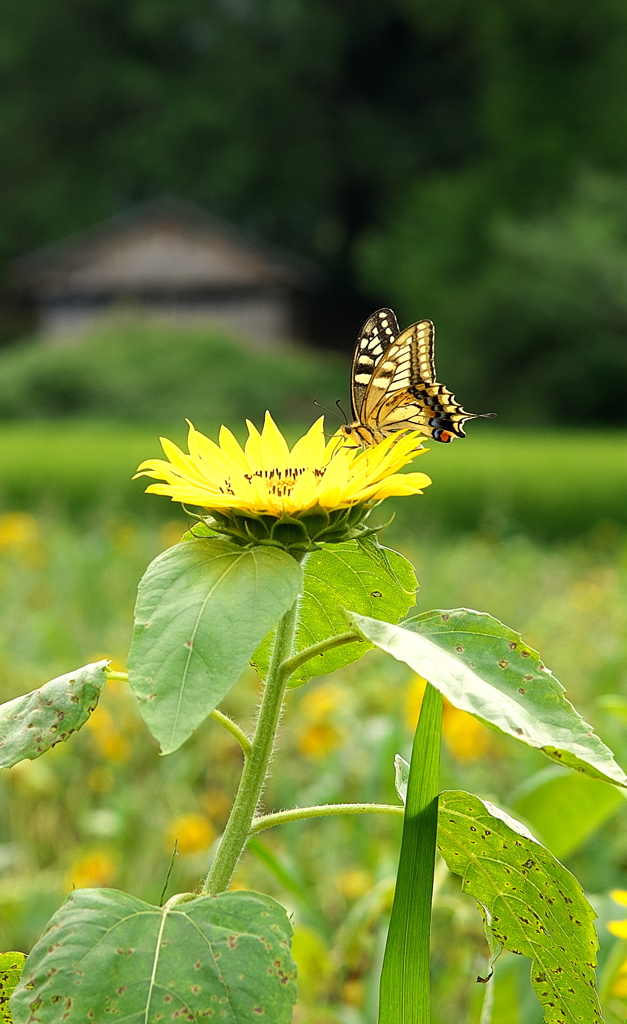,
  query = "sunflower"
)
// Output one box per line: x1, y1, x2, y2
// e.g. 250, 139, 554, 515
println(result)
135, 413, 430, 549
